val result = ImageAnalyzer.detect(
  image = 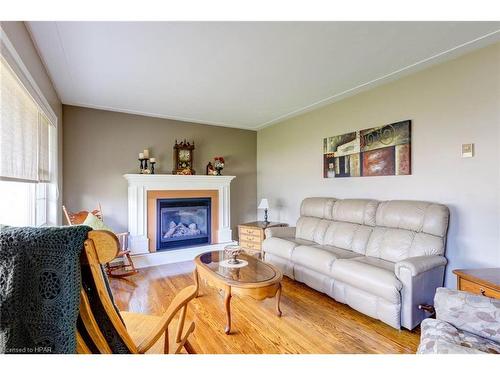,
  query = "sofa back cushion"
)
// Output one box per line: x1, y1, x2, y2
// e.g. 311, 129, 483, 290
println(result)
300, 197, 337, 219
375, 200, 449, 237
323, 222, 373, 254
365, 200, 449, 262
295, 198, 449, 259
331, 199, 378, 226
296, 198, 336, 242
296, 217, 322, 242
296, 198, 378, 253
321, 199, 378, 253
